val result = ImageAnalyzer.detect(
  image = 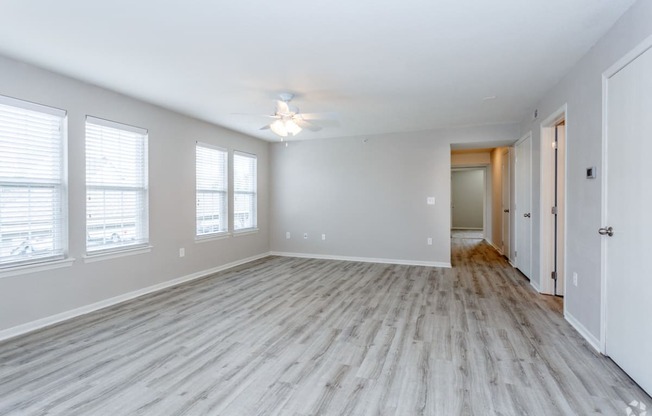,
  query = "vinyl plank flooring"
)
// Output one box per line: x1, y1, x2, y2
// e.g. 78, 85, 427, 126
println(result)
0, 240, 650, 415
